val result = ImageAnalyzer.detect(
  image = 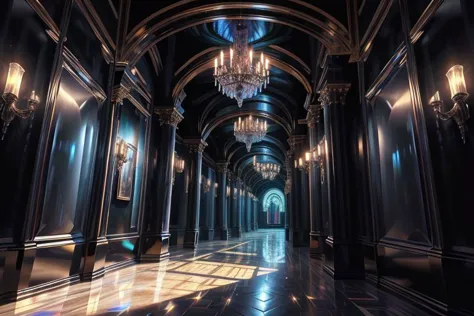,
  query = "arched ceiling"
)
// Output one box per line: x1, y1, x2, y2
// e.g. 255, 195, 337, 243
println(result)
124, 0, 352, 193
